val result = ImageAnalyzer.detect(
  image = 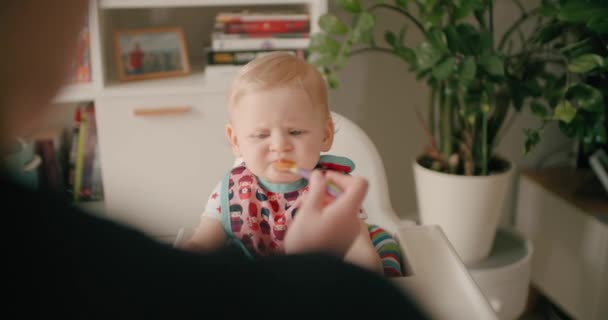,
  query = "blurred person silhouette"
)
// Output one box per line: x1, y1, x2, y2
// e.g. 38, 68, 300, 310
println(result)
0, 1, 429, 319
